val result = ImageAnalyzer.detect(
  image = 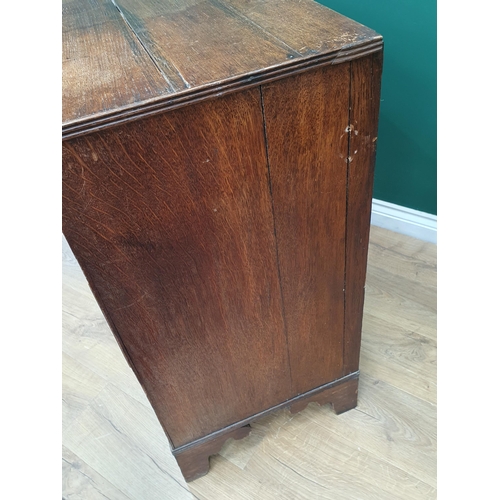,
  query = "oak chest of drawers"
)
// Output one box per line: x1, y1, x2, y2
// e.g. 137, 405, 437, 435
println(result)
62, 0, 383, 481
